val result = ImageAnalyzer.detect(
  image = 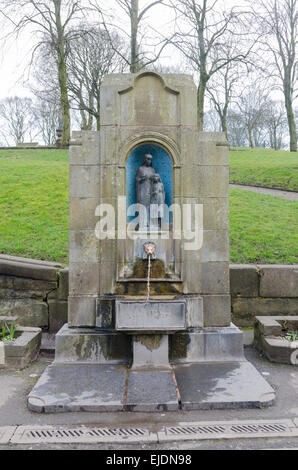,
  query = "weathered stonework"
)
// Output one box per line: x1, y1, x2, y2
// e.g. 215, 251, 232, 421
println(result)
0, 255, 59, 330
28, 72, 277, 412
66, 72, 231, 330
254, 316, 298, 365
230, 264, 259, 297
55, 324, 131, 364
259, 265, 298, 298
170, 325, 244, 363
232, 297, 298, 327
0, 299, 48, 328
0, 326, 41, 369
0, 256, 296, 336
